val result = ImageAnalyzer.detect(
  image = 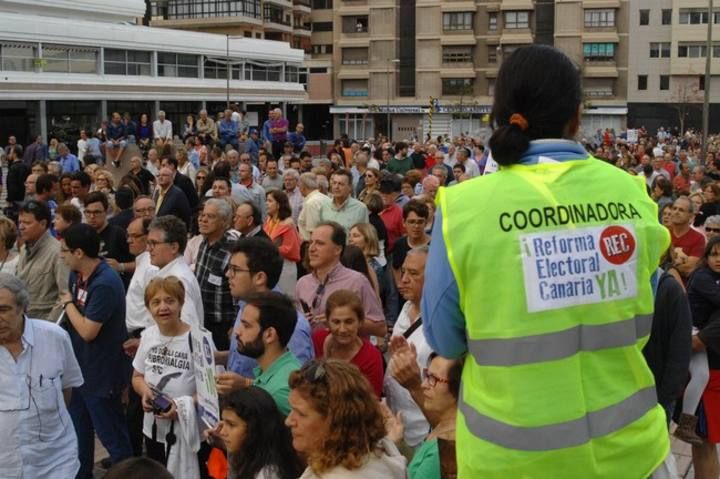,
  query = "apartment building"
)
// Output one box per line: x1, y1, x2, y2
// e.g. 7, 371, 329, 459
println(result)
330, 0, 628, 141
149, 0, 333, 139
627, 0, 719, 133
